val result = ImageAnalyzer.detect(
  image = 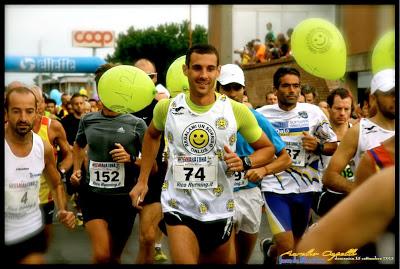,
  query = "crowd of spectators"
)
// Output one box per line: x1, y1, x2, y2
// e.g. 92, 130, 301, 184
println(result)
234, 22, 293, 66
